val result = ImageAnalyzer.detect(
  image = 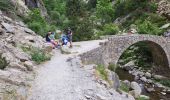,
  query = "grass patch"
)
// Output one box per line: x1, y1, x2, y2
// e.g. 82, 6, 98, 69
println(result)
108, 63, 117, 72
154, 79, 170, 87
120, 81, 129, 92
0, 53, 8, 70
21, 46, 51, 64
96, 65, 109, 82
